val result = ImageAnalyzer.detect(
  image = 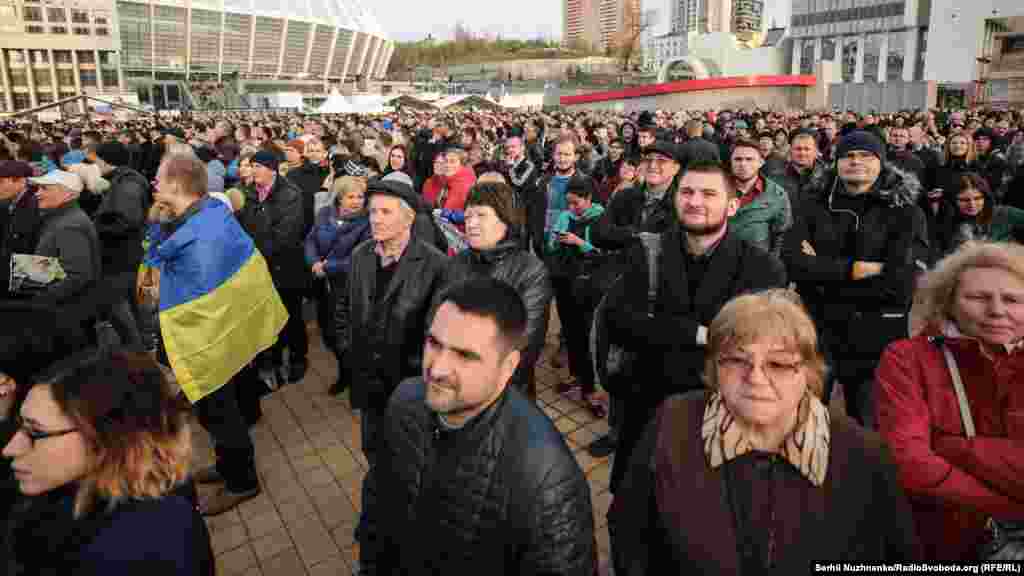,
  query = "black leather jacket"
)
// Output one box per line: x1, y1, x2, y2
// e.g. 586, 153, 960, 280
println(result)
362, 378, 595, 576
347, 237, 448, 411
439, 239, 552, 392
